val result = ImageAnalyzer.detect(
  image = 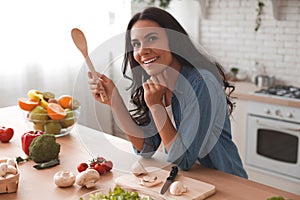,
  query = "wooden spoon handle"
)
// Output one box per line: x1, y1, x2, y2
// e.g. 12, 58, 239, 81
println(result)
85, 56, 108, 102
84, 54, 97, 78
